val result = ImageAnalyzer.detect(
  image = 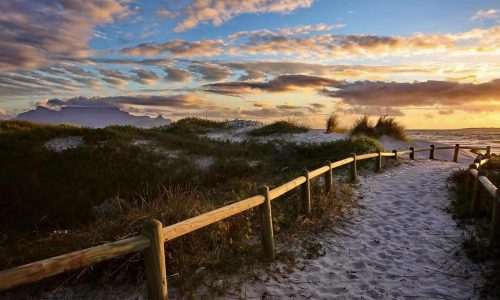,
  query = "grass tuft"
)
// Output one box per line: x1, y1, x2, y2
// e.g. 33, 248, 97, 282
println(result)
164, 117, 227, 135
351, 115, 407, 141
248, 120, 309, 136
